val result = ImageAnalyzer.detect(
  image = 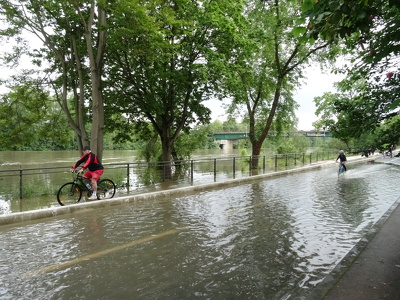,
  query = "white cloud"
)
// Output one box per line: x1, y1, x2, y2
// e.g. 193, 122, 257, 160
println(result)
203, 98, 228, 122
294, 65, 344, 130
